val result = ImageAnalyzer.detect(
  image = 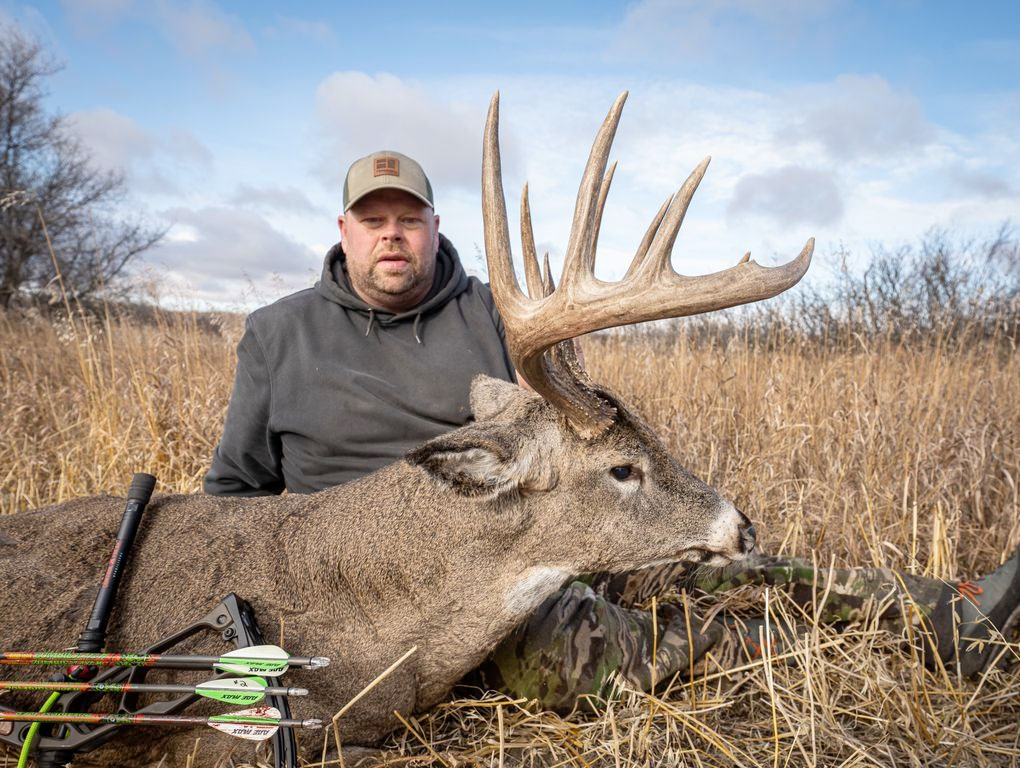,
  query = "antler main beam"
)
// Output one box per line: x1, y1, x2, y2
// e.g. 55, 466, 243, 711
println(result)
483, 91, 813, 439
